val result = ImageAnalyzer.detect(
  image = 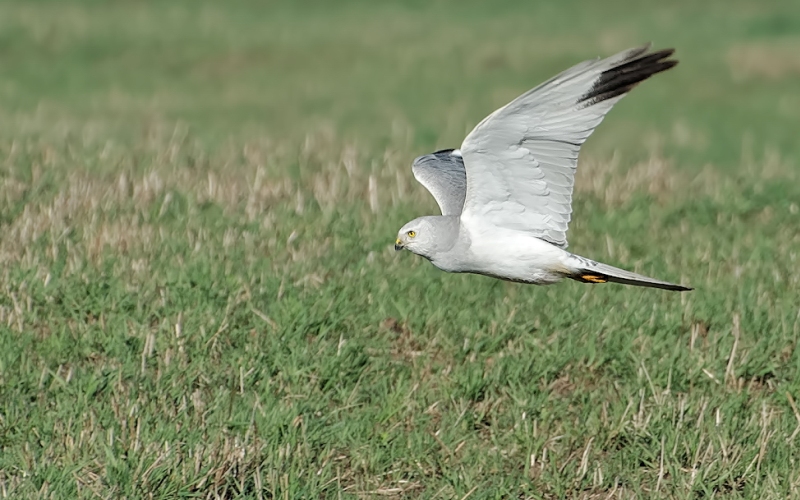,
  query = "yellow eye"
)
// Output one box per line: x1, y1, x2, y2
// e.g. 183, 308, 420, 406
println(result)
407, 230, 416, 238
